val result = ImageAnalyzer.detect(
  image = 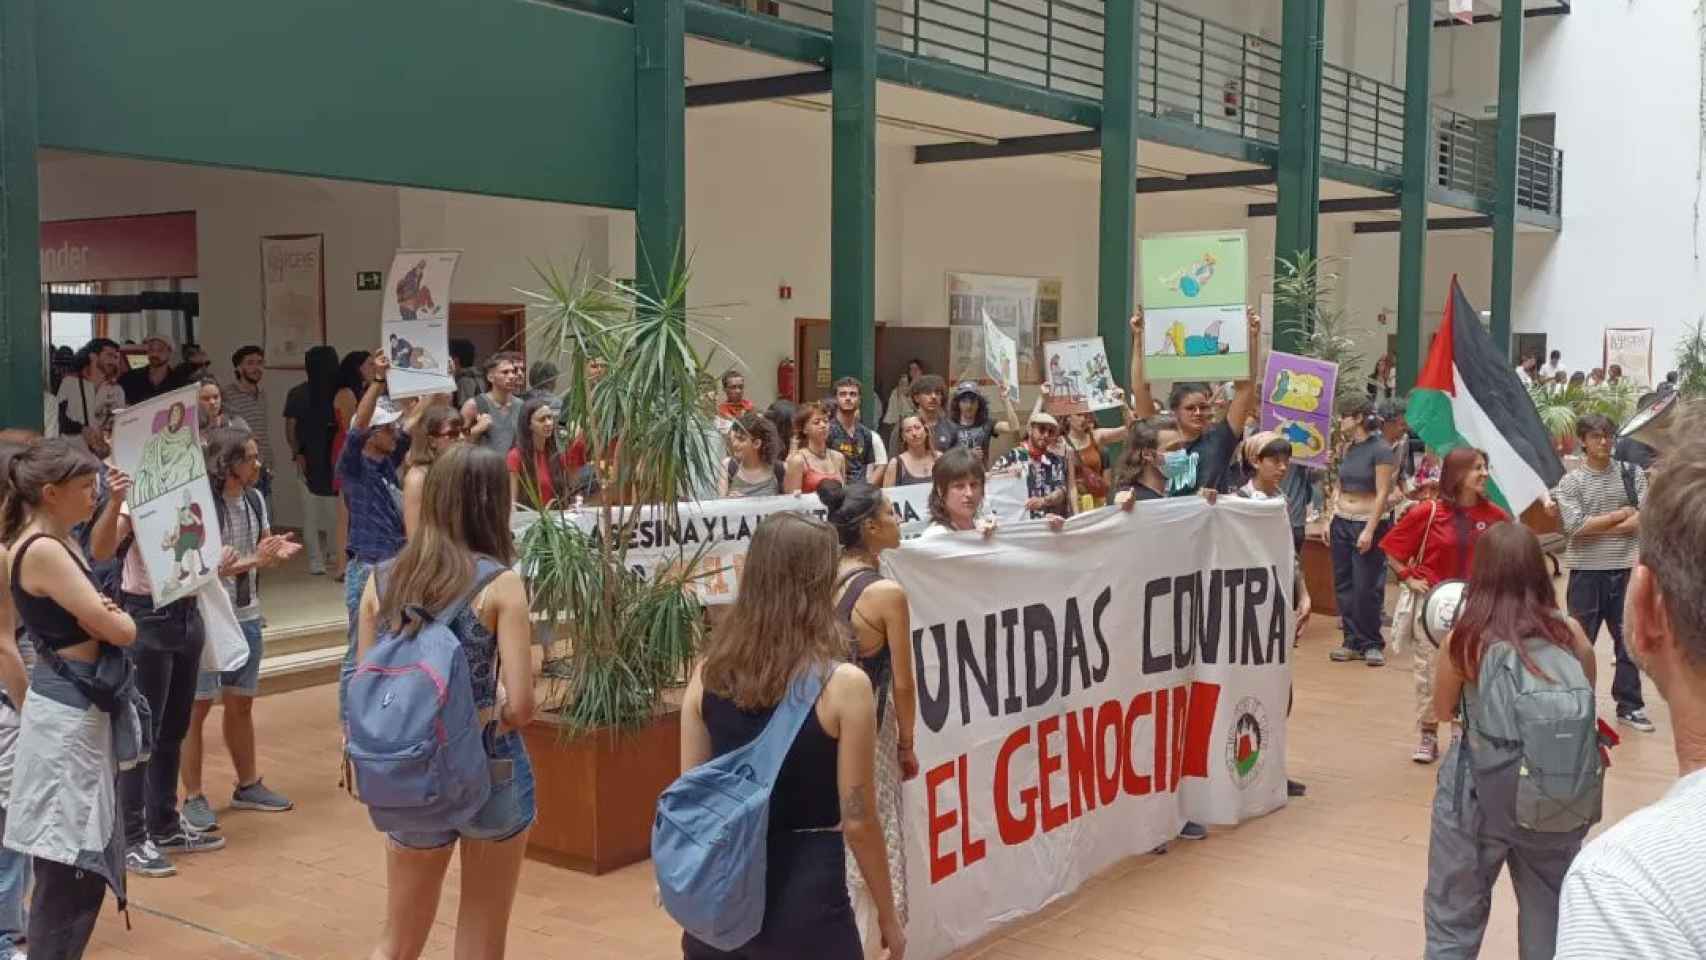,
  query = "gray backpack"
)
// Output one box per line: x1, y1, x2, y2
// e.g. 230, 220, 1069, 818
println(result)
1462, 639, 1603, 833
